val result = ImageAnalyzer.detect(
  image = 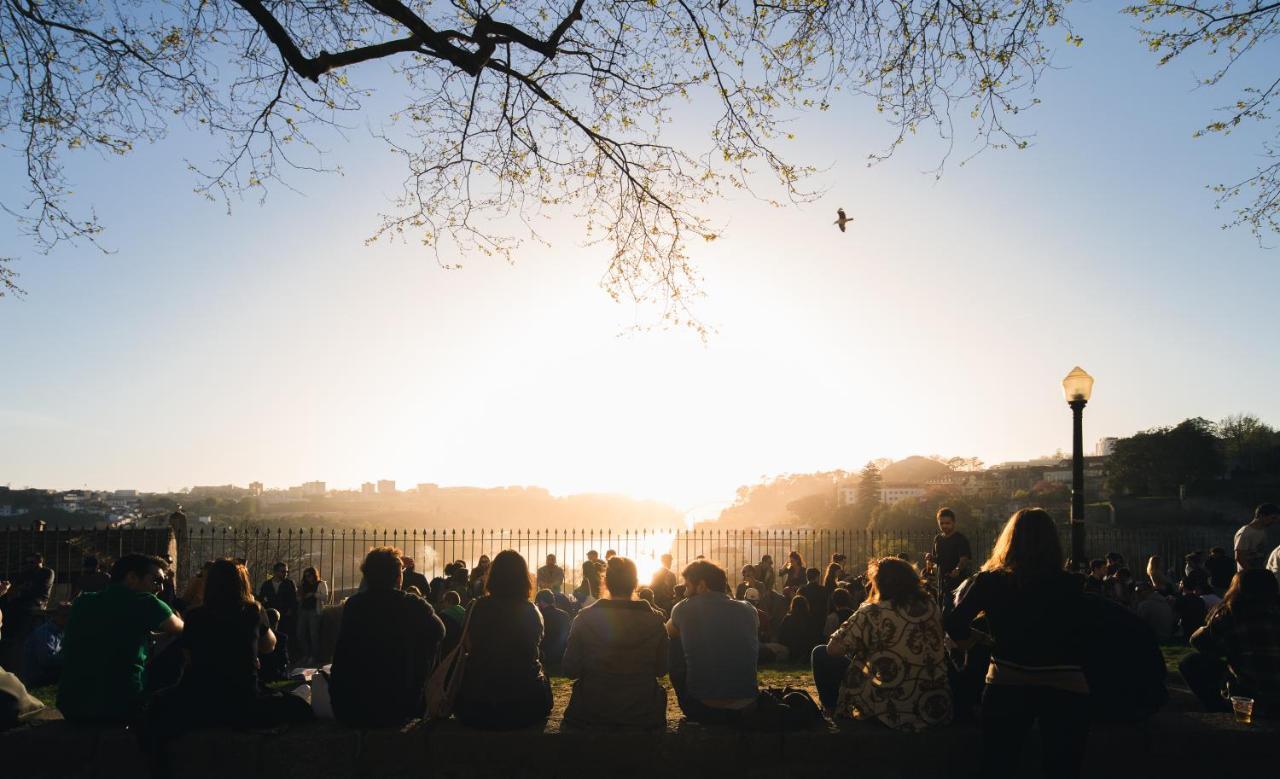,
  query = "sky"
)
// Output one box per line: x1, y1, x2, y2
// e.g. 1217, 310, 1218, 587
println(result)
3, 4, 1279, 519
